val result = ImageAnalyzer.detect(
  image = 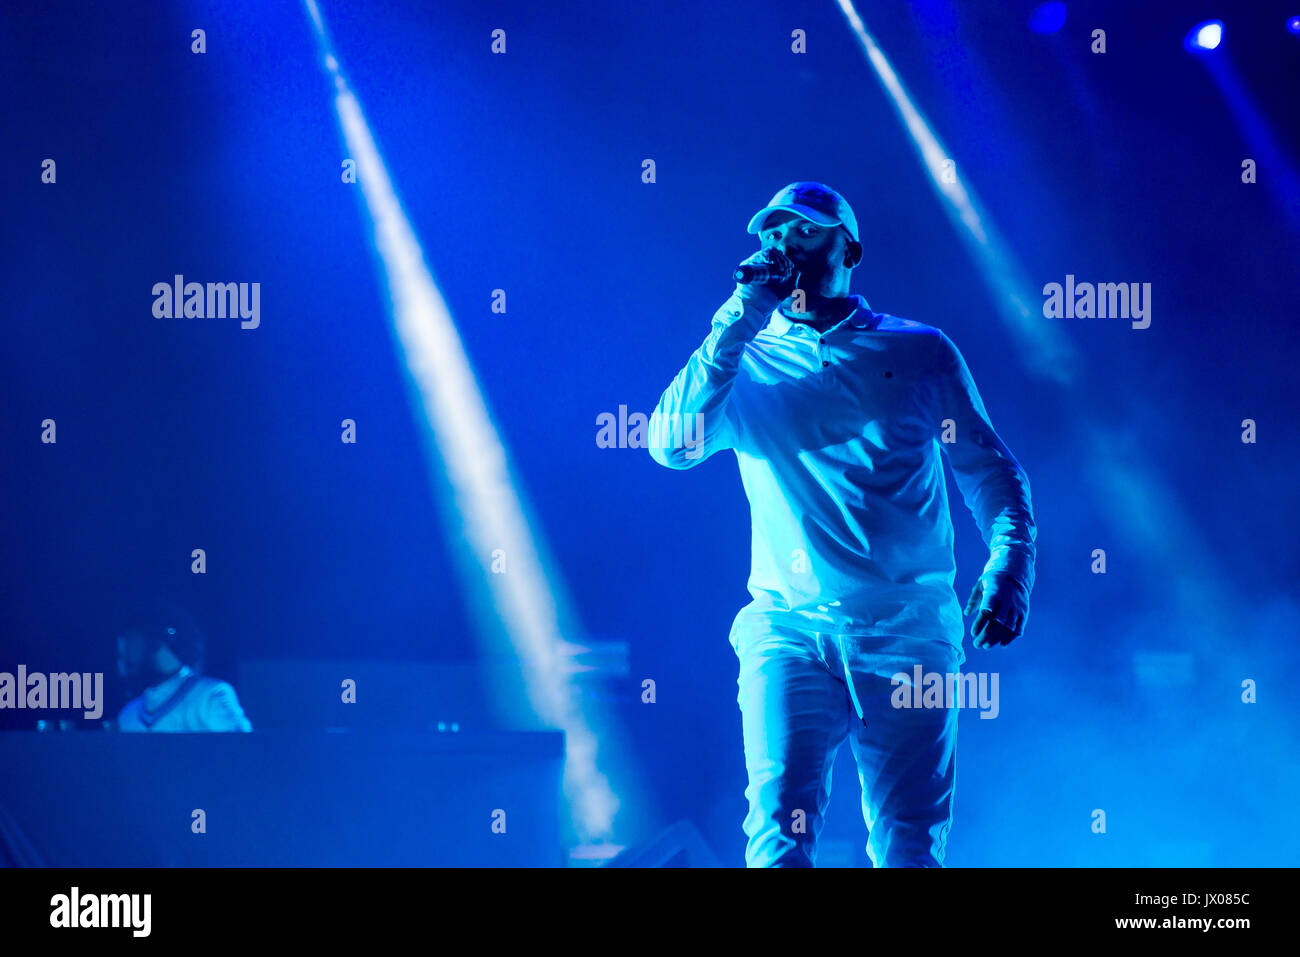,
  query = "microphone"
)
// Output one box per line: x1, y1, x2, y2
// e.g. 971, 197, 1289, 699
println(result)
734, 255, 795, 285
